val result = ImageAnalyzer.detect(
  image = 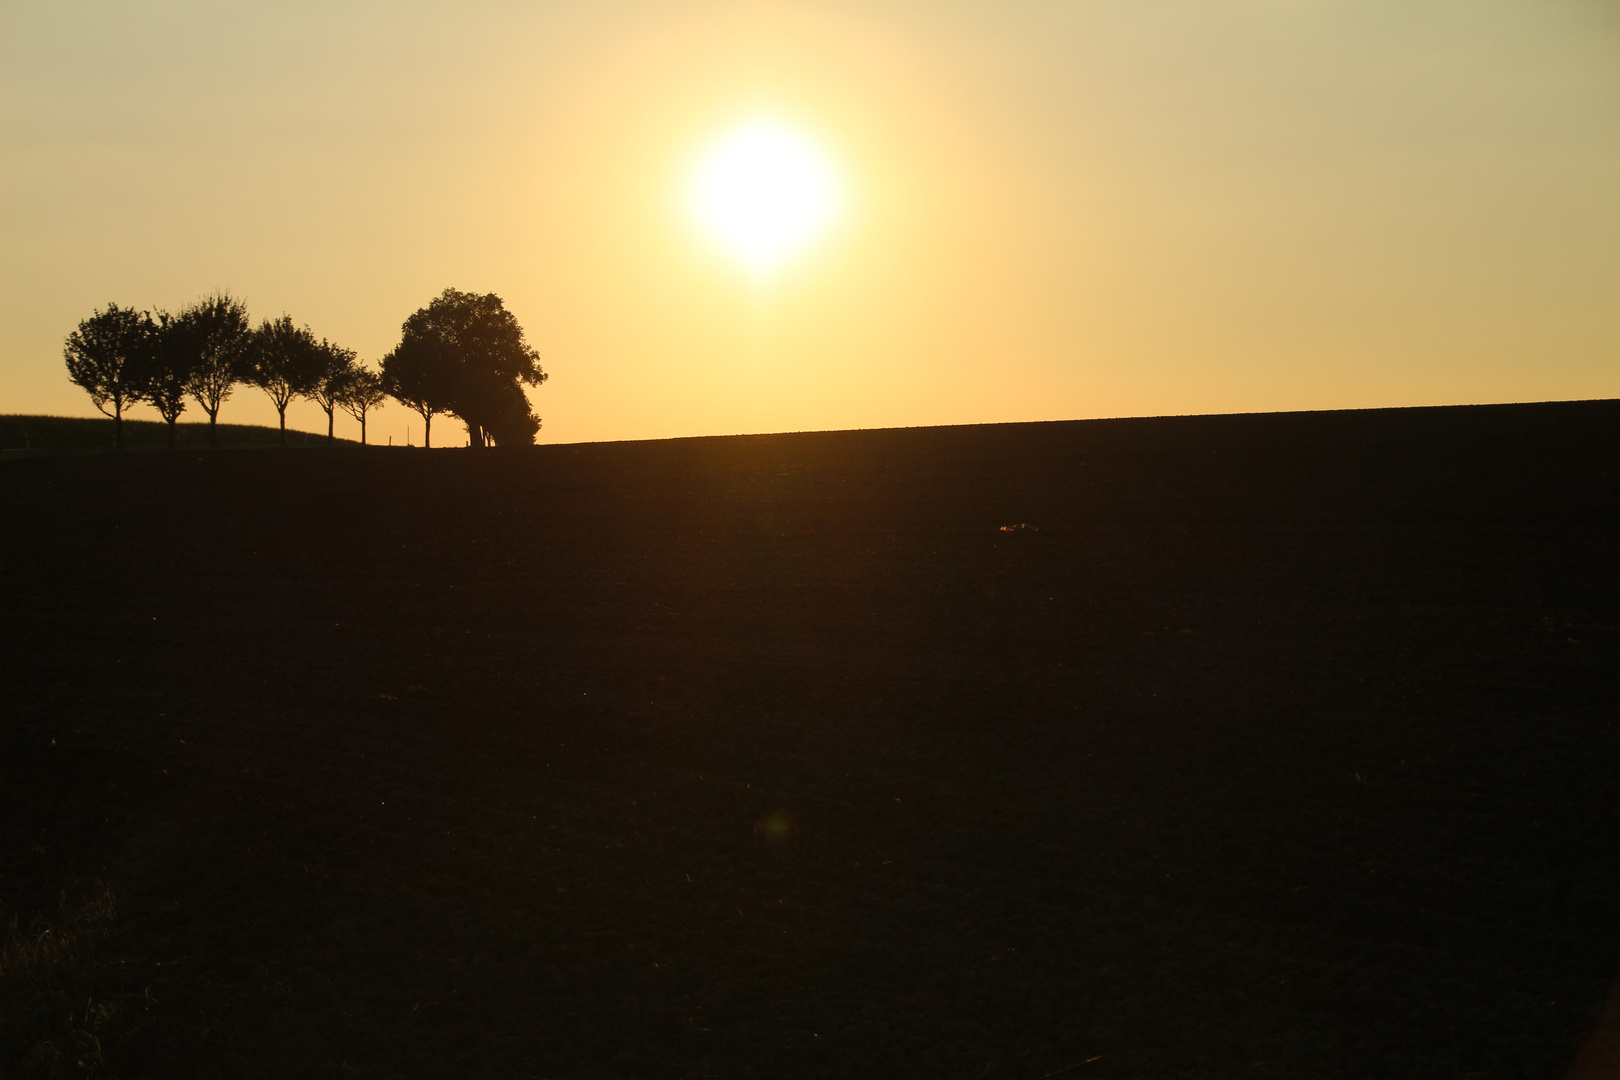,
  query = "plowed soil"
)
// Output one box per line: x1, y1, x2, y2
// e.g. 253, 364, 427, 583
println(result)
3, 401, 1619, 1079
